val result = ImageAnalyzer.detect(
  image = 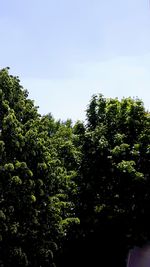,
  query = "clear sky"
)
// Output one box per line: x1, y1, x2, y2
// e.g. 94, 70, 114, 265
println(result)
0, 0, 150, 121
